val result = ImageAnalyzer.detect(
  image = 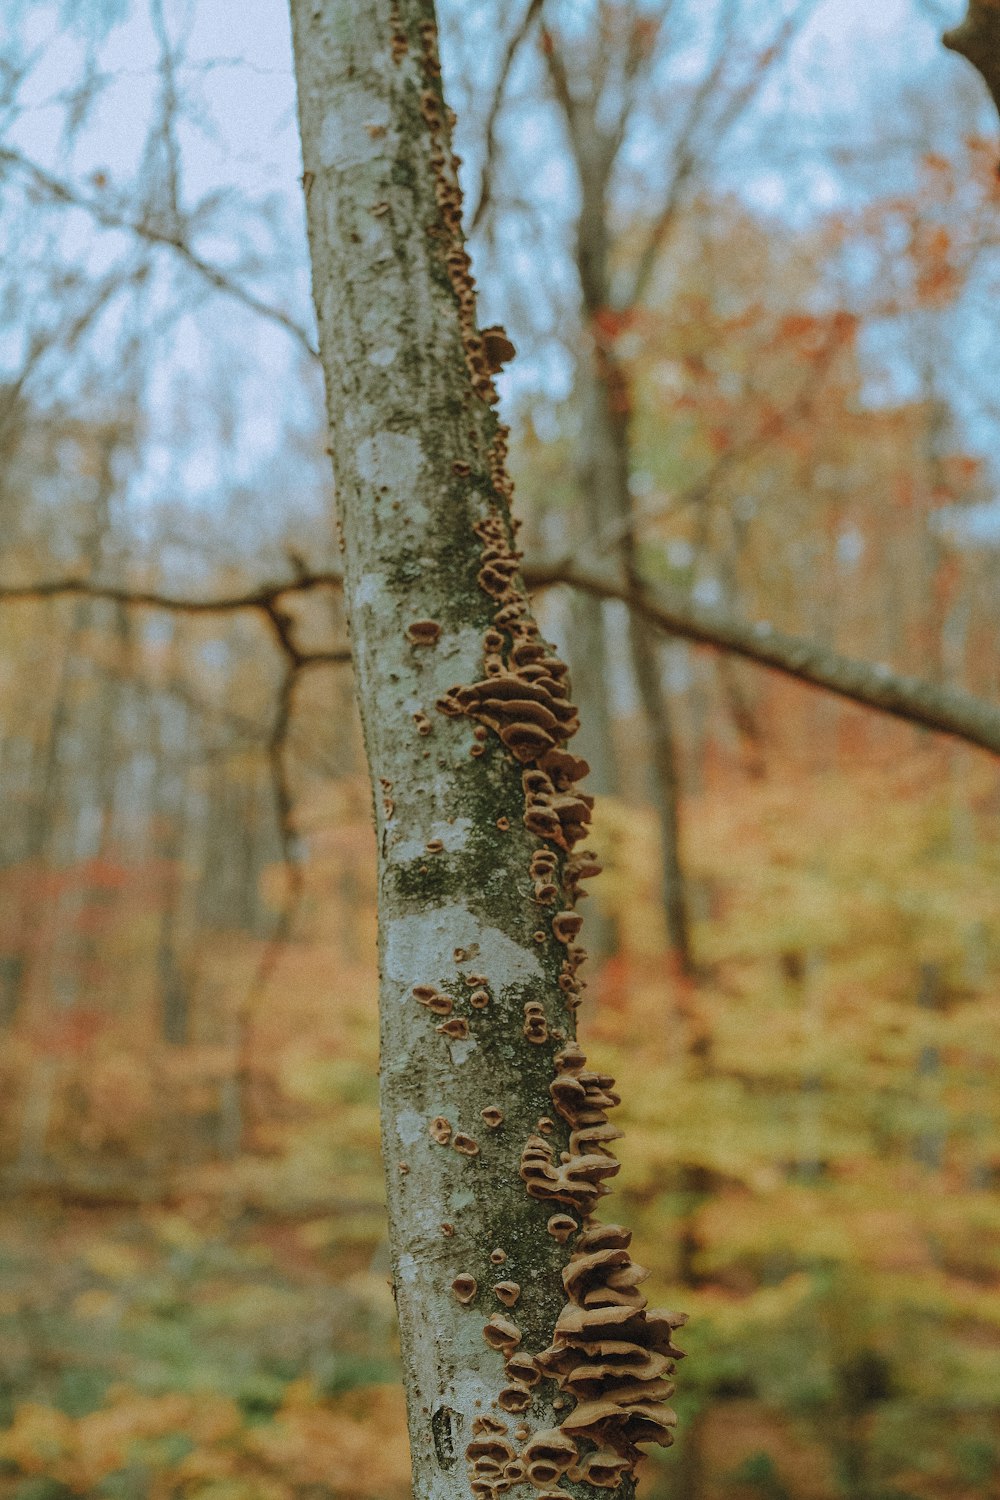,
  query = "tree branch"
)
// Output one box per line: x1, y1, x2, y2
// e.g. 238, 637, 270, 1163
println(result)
524, 560, 1000, 759
0, 147, 319, 358
944, 1, 1000, 127
469, 0, 546, 233
4, 564, 999, 758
